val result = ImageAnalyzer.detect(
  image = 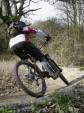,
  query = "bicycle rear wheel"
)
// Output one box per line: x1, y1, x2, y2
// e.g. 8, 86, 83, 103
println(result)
15, 60, 46, 97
